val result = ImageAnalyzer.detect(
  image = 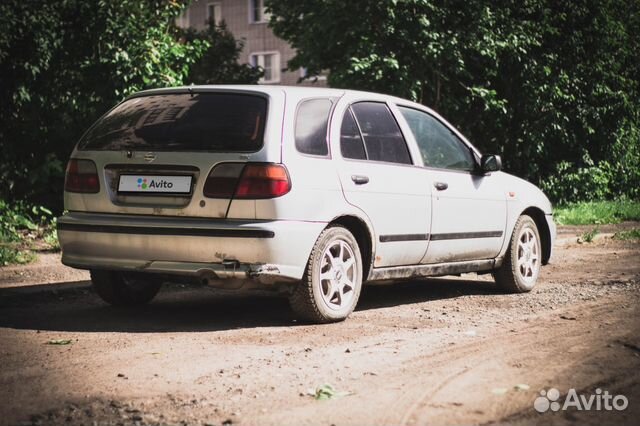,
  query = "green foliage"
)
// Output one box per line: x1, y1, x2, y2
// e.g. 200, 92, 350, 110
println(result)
0, 246, 36, 266
580, 227, 599, 243
46, 339, 73, 345
267, 0, 640, 202
0, 200, 57, 265
43, 216, 60, 251
613, 228, 640, 241
540, 122, 640, 204
540, 158, 614, 205
183, 20, 263, 84
0, 0, 208, 206
308, 384, 350, 400
554, 201, 640, 225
